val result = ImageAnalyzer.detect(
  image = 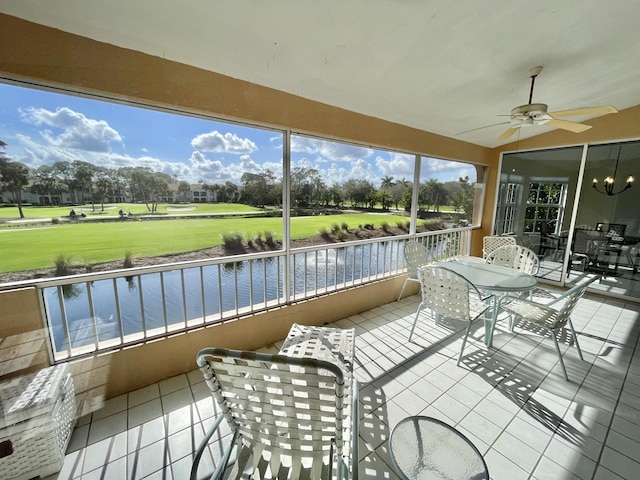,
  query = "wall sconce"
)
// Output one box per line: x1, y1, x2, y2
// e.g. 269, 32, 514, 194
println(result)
592, 145, 634, 196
